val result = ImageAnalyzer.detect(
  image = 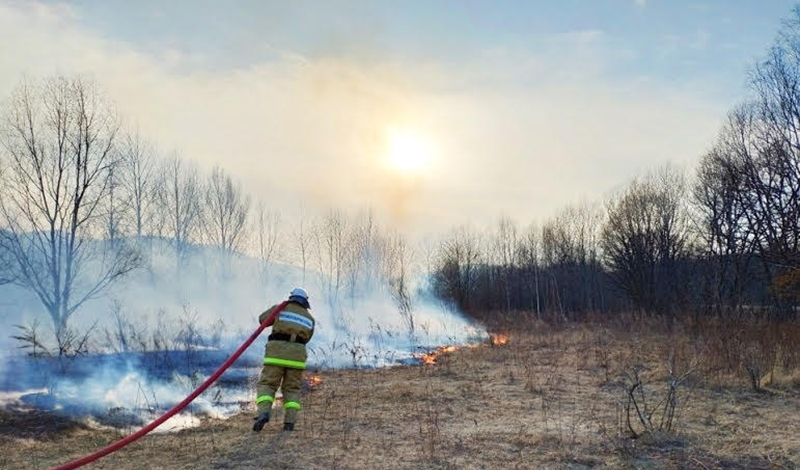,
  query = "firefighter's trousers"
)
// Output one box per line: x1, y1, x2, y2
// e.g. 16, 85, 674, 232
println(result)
256, 364, 303, 424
